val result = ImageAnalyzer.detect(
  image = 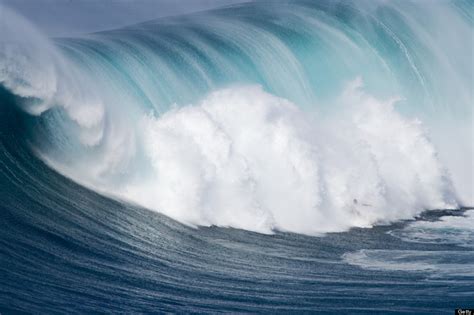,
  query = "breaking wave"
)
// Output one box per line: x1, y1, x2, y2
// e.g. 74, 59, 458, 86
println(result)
0, 0, 472, 235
